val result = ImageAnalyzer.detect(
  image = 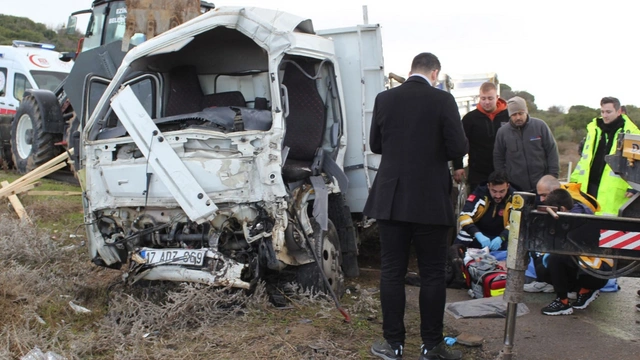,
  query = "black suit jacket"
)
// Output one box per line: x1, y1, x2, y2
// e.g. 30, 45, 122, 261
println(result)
363, 76, 468, 226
